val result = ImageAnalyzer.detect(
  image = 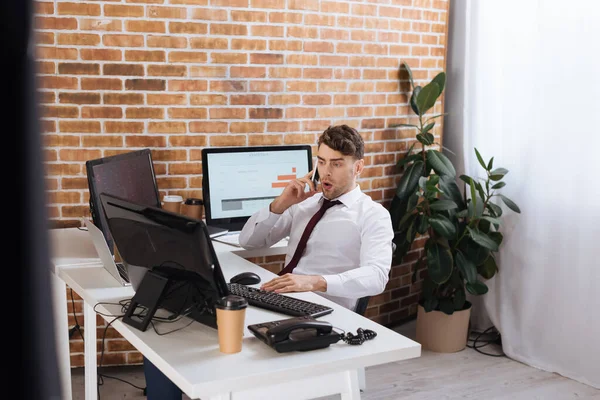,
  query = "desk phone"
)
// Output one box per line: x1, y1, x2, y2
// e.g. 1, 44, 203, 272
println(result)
248, 315, 341, 353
